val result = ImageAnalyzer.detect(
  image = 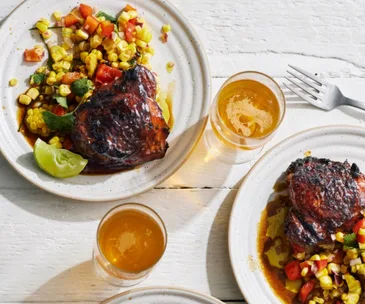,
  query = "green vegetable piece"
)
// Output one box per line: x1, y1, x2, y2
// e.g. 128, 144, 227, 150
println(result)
96, 11, 117, 23
42, 111, 75, 133
30, 73, 45, 86
54, 96, 68, 108
285, 279, 302, 293
70, 78, 94, 97
344, 233, 359, 249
